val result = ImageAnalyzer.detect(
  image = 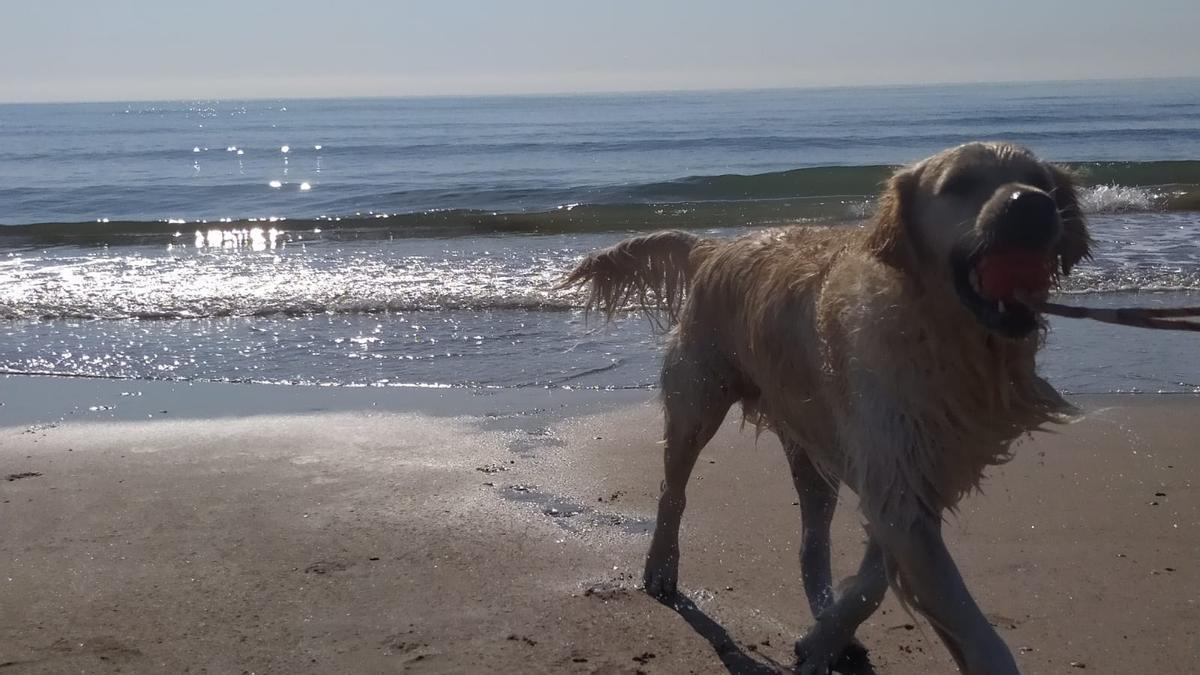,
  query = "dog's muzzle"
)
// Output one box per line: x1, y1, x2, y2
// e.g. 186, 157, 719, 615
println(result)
951, 186, 1062, 339
991, 188, 1061, 251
